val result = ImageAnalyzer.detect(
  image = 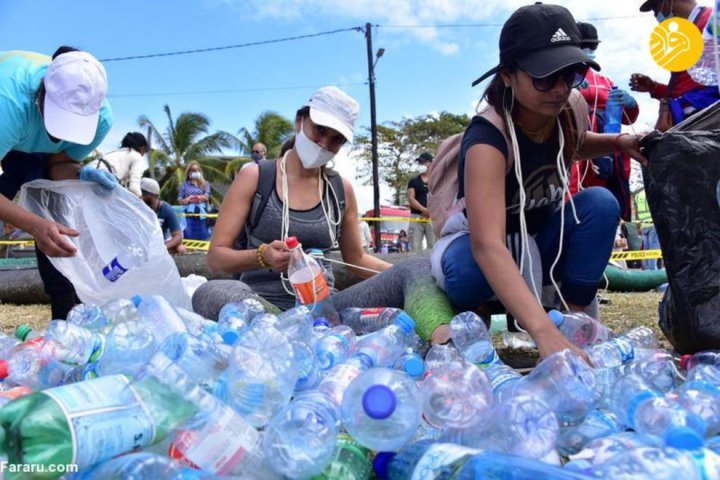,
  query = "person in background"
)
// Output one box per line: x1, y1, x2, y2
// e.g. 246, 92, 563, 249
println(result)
358, 218, 373, 252
631, 0, 717, 130
178, 161, 211, 240
407, 152, 435, 251
398, 229, 409, 252
96, 132, 148, 197
634, 187, 660, 270
141, 177, 185, 255
571, 22, 640, 222
241, 142, 267, 171
0, 47, 116, 319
